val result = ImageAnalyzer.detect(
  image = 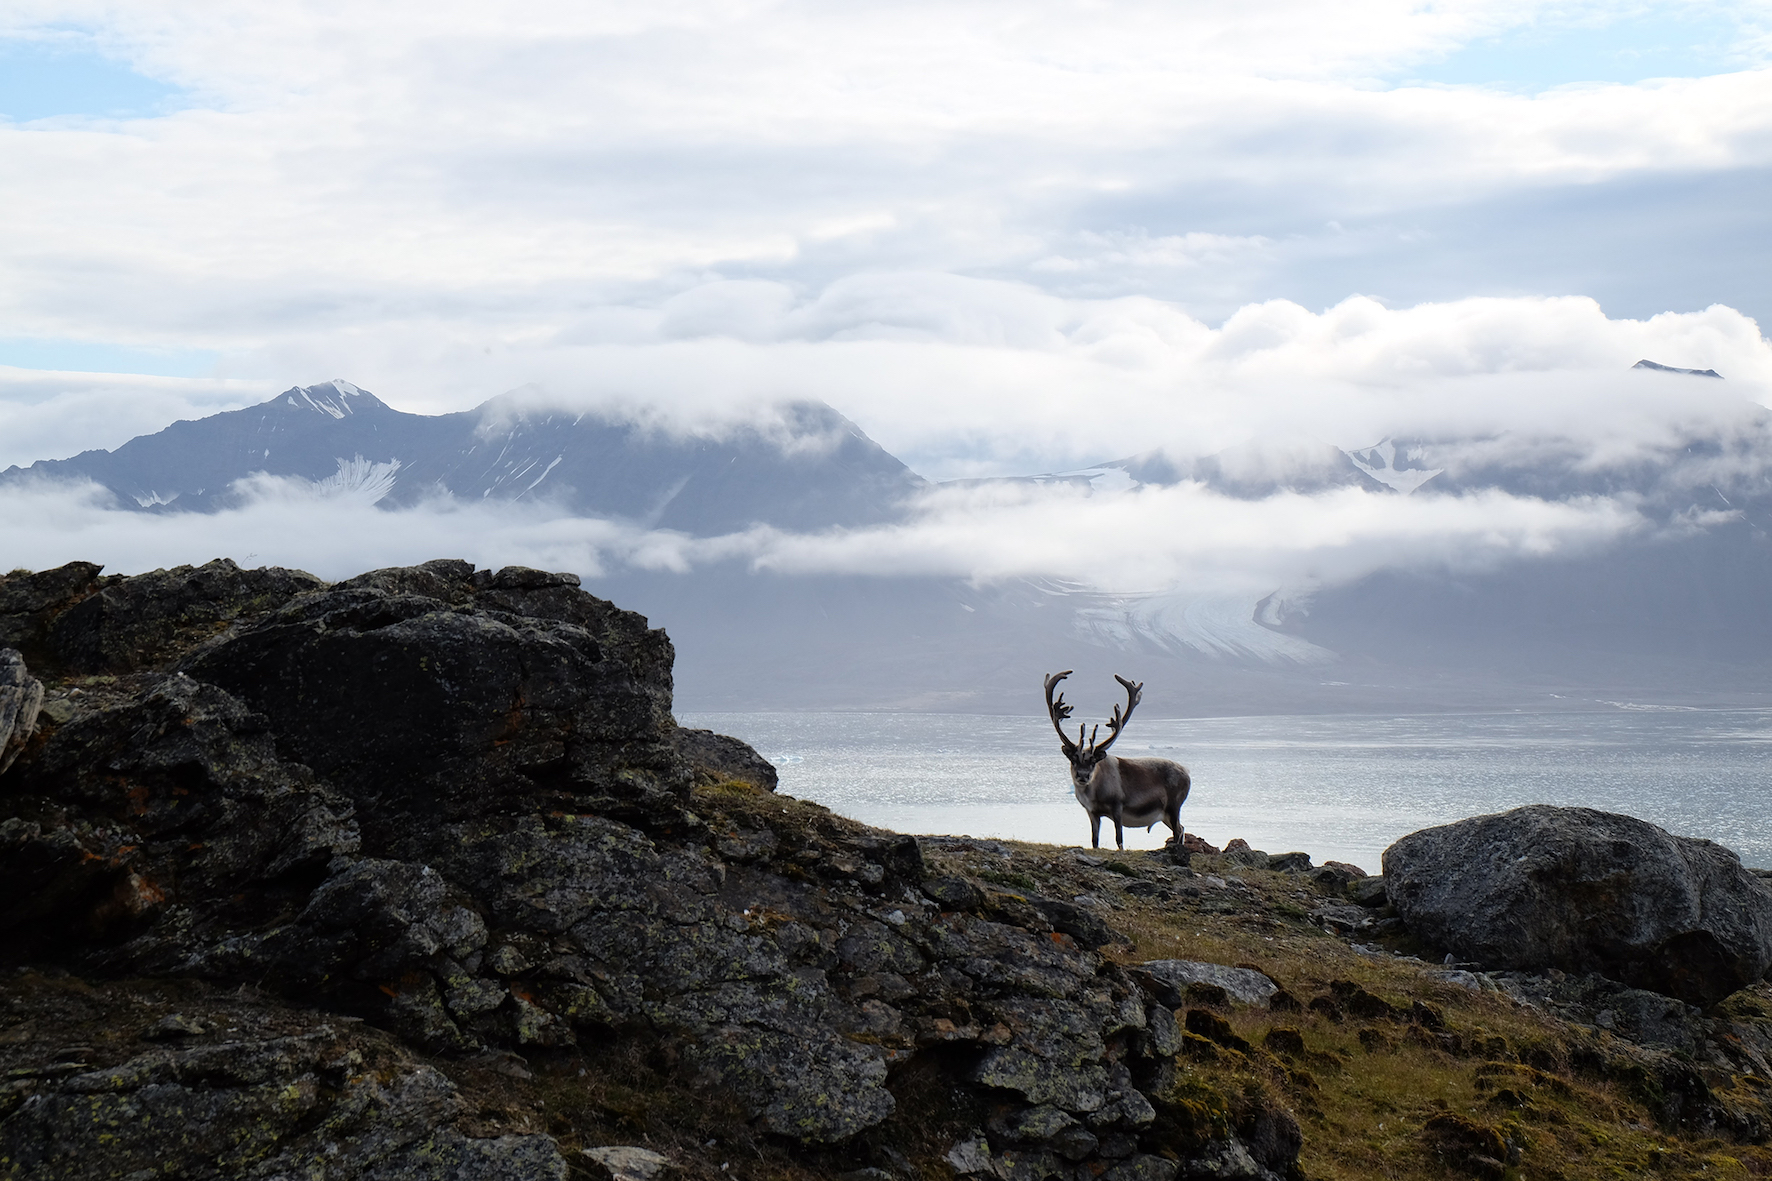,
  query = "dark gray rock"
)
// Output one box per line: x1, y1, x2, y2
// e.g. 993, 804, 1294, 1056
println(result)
1309, 904, 1374, 933
1267, 853, 1312, 873
1131, 961, 1278, 1008
1177, 1138, 1281, 1180
989, 1103, 1099, 1160
0, 648, 42, 773
49, 559, 326, 674
181, 560, 686, 860
923, 875, 986, 911
0, 979, 572, 1181
1384, 805, 1772, 1005
581, 1145, 673, 1181
0, 672, 359, 966
141, 1013, 207, 1040
1490, 970, 1709, 1053
969, 997, 1110, 1111
1346, 876, 1388, 907
0, 561, 106, 665
673, 726, 777, 791
1221, 842, 1269, 870
364, 1130, 572, 1181
1106, 1154, 1182, 1180
1027, 894, 1125, 950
